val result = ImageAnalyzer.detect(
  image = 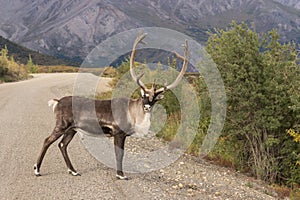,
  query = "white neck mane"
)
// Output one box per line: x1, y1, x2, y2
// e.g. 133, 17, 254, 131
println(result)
134, 112, 151, 137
